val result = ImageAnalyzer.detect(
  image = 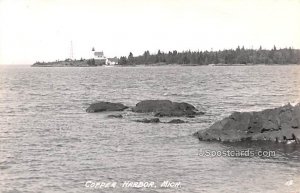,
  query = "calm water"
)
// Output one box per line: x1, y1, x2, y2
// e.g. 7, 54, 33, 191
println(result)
0, 65, 300, 193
